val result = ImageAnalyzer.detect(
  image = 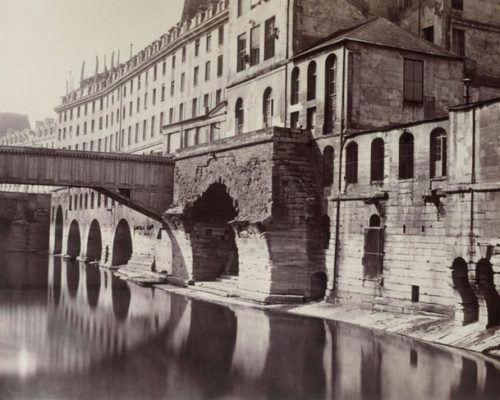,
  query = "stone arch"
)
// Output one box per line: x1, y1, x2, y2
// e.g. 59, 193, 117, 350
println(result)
112, 219, 133, 267
310, 272, 327, 300
54, 206, 63, 254
190, 182, 238, 280
476, 259, 500, 328
451, 257, 479, 325
67, 220, 81, 260
86, 219, 103, 262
